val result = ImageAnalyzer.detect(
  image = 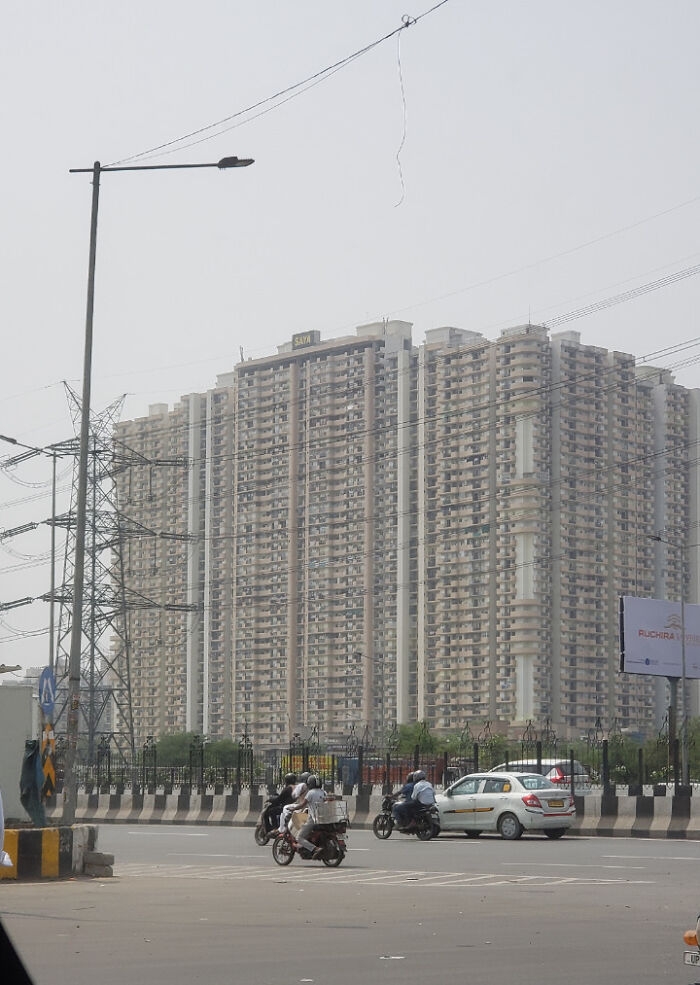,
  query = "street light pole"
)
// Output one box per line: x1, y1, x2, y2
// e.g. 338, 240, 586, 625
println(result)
62, 155, 254, 823
63, 162, 100, 824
